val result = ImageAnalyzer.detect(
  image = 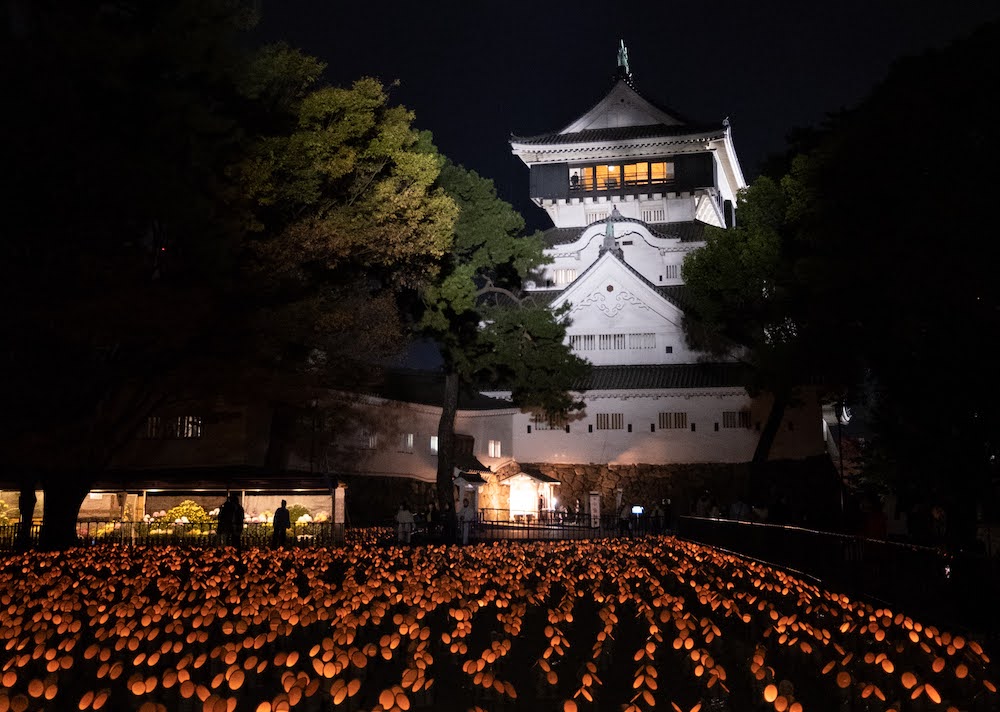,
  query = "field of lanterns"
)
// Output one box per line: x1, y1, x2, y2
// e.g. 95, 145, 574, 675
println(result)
0, 534, 996, 712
